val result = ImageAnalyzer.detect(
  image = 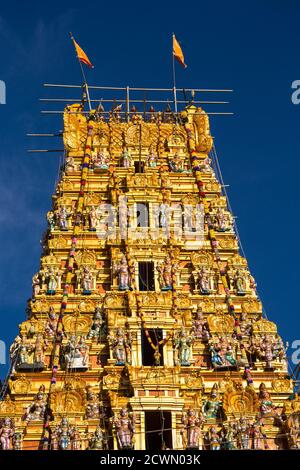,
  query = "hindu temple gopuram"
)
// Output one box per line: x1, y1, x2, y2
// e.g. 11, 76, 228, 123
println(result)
0, 86, 299, 451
